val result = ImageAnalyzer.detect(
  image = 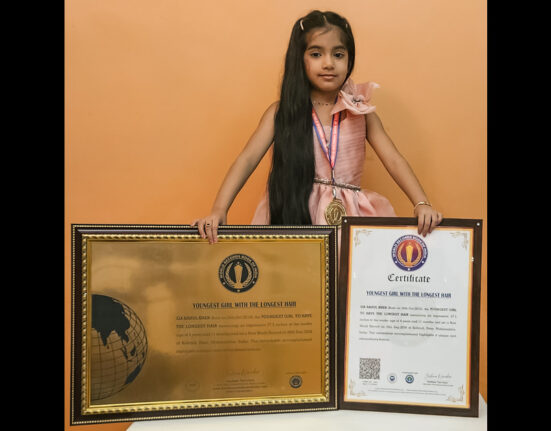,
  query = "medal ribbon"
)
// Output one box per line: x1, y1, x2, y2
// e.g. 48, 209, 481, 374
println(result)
312, 109, 341, 170
312, 105, 347, 225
